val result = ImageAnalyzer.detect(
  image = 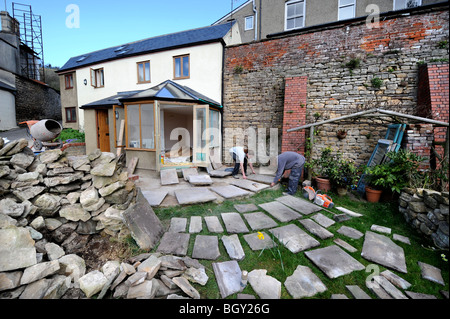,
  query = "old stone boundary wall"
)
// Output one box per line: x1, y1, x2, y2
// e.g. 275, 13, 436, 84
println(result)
222, 5, 449, 166
15, 75, 62, 124
399, 188, 449, 250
